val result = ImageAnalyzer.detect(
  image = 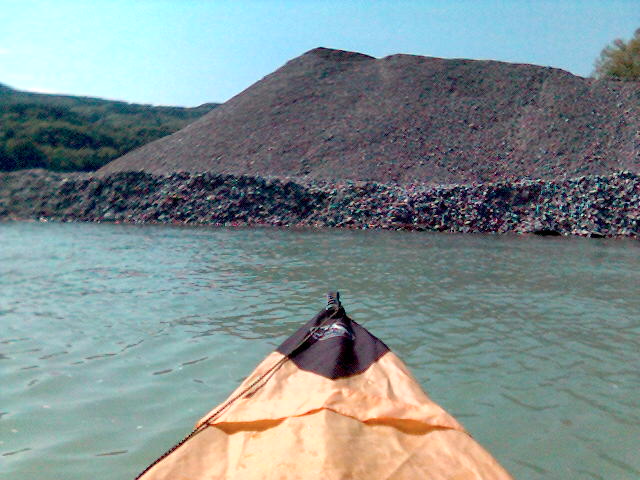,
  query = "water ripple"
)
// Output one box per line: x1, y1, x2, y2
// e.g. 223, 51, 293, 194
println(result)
2, 223, 639, 480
